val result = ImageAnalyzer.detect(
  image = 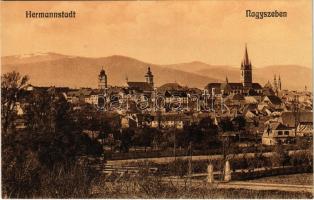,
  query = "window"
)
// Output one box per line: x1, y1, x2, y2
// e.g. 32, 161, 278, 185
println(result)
284, 131, 289, 135
278, 131, 283, 136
